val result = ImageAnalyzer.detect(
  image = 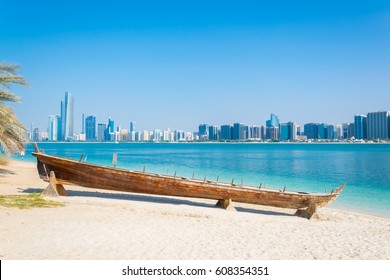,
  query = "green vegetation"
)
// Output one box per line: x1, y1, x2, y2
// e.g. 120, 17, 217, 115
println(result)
0, 62, 29, 156
0, 193, 65, 209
